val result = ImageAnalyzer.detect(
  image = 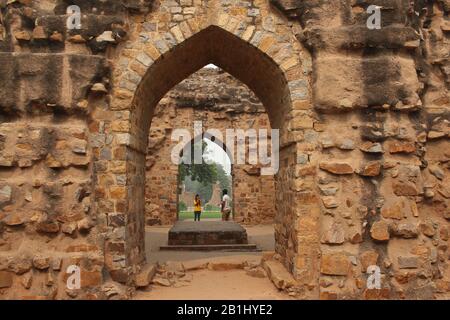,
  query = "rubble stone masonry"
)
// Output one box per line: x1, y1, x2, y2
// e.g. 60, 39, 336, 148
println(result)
146, 68, 276, 226
0, 0, 448, 299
